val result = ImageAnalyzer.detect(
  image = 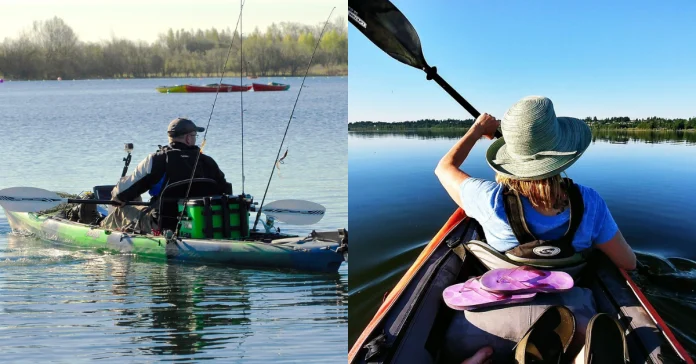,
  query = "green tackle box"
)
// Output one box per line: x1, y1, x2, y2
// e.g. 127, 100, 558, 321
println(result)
177, 195, 250, 239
